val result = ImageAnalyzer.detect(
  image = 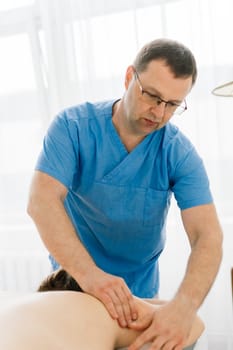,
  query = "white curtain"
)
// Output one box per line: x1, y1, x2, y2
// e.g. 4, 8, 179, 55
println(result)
0, 0, 232, 348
